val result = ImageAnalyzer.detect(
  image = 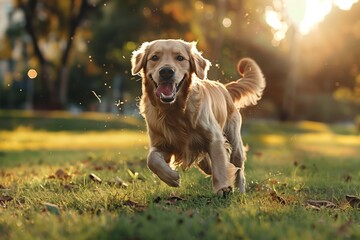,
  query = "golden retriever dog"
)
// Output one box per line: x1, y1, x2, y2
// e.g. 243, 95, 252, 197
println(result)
131, 39, 265, 195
